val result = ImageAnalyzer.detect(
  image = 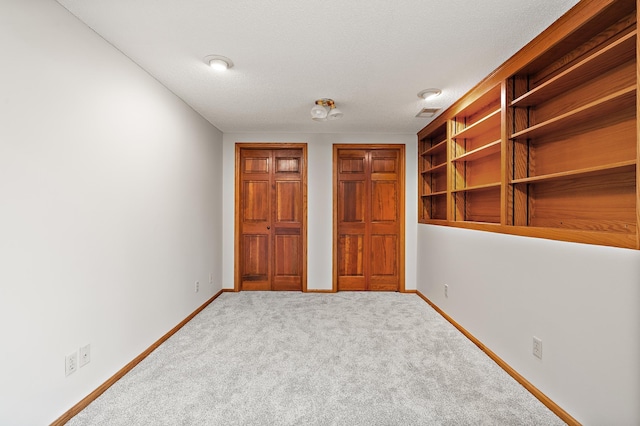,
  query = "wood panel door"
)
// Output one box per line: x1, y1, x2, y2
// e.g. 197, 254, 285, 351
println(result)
235, 144, 307, 291
334, 145, 405, 291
